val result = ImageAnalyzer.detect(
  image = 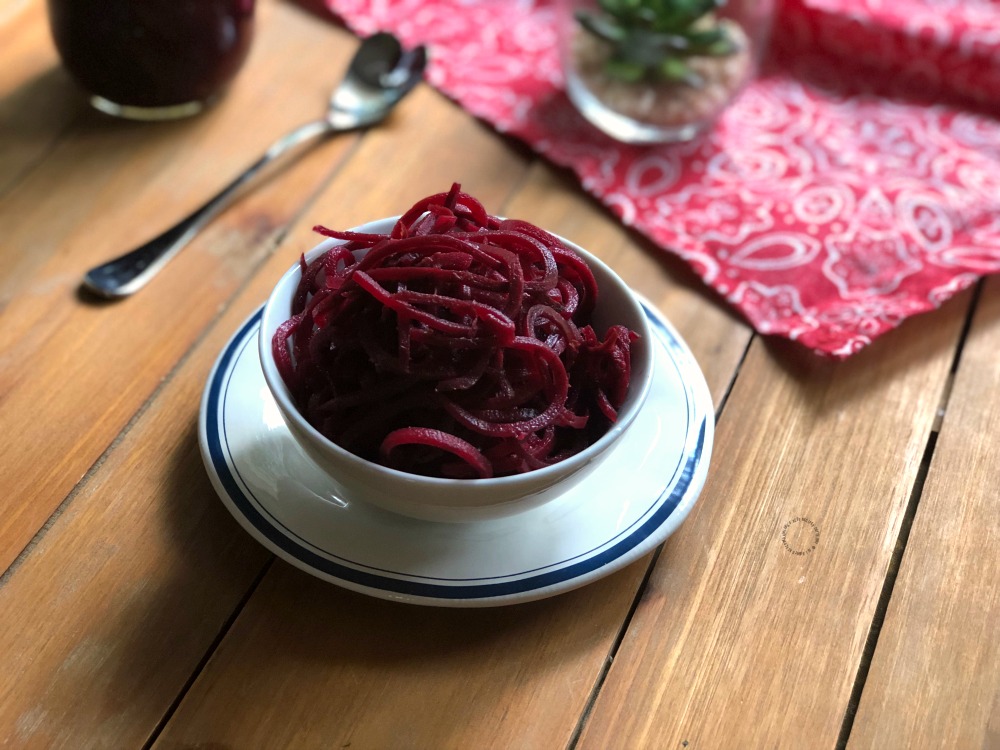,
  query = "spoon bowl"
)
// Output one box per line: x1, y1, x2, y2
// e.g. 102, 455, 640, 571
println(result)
82, 33, 427, 299
327, 32, 426, 129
